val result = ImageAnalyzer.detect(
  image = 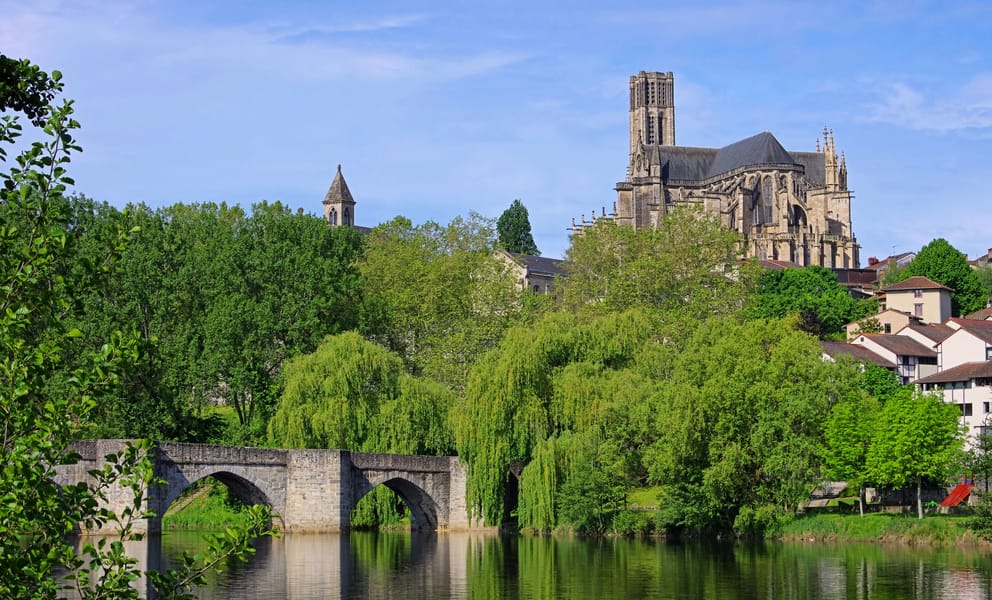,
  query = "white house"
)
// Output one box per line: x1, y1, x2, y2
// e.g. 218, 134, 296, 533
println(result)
850, 333, 939, 384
